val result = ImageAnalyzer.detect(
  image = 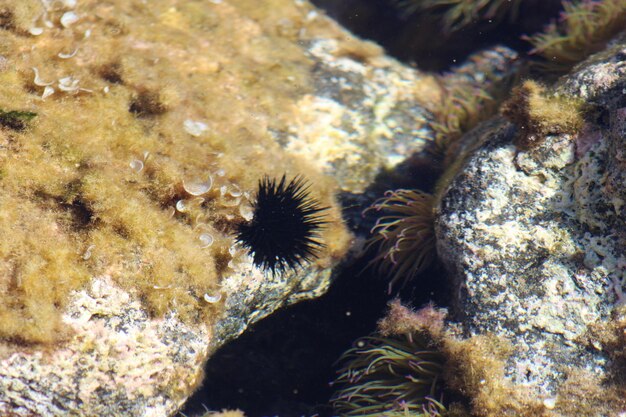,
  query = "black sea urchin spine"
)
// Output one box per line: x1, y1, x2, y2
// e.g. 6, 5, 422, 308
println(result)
235, 174, 328, 274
